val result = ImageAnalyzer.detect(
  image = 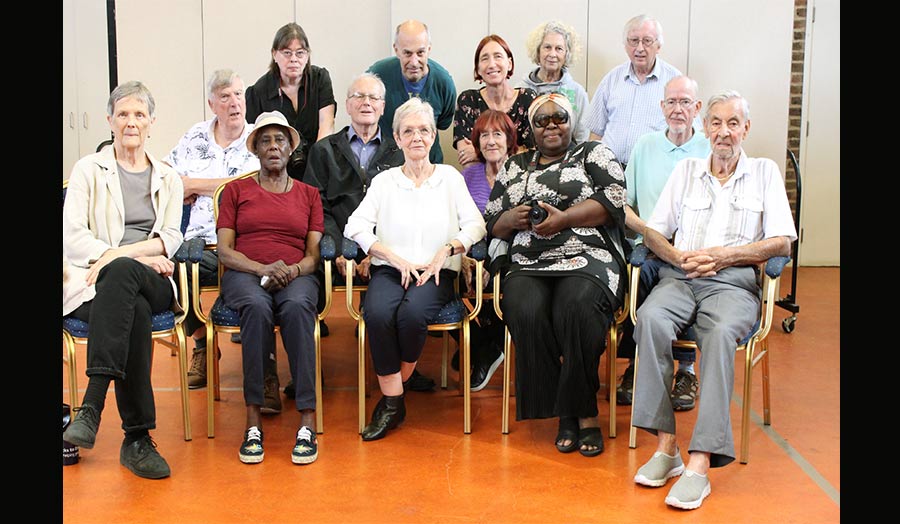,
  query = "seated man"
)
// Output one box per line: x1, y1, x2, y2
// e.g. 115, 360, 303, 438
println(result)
615, 75, 710, 410
631, 91, 796, 510
302, 72, 435, 392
